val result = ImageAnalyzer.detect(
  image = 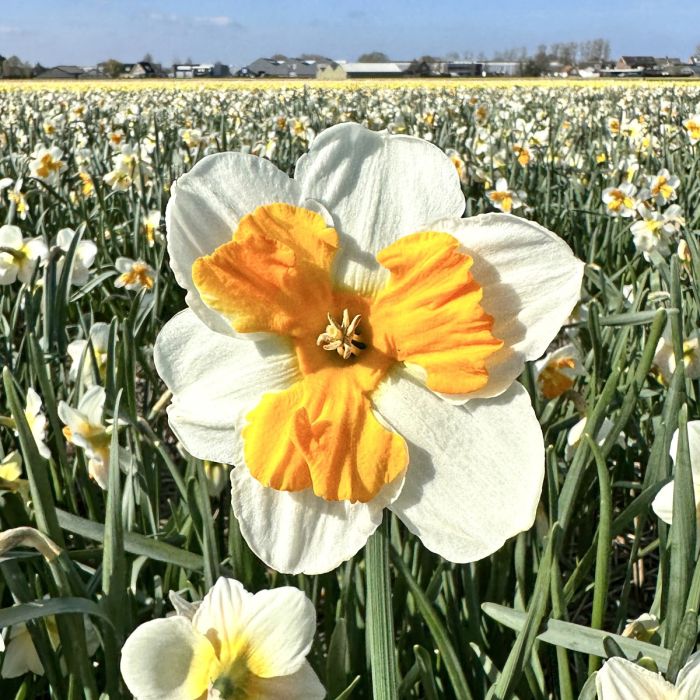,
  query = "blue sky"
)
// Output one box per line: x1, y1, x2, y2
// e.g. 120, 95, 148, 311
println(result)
1, 0, 698, 67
